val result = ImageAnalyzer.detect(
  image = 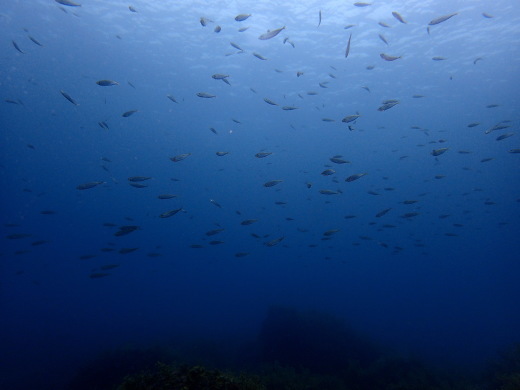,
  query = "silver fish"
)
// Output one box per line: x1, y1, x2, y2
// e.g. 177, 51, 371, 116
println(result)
12, 40, 24, 54
428, 13, 458, 26
346, 173, 367, 182
96, 79, 118, 86
264, 180, 283, 187
253, 52, 267, 60
263, 98, 278, 106
60, 90, 78, 105
342, 114, 360, 123
235, 14, 251, 21
28, 36, 43, 46
380, 53, 401, 61
258, 26, 286, 40
170, 153, 191, 162
392, 11, 406, 23
122, 109, 138, 117
77, 181, 104, 190
159, 208, 183, 218
196, 92, 216, 98
345, 33, 352, 58
166, 95, 178, 103
55, 0, 81, 6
